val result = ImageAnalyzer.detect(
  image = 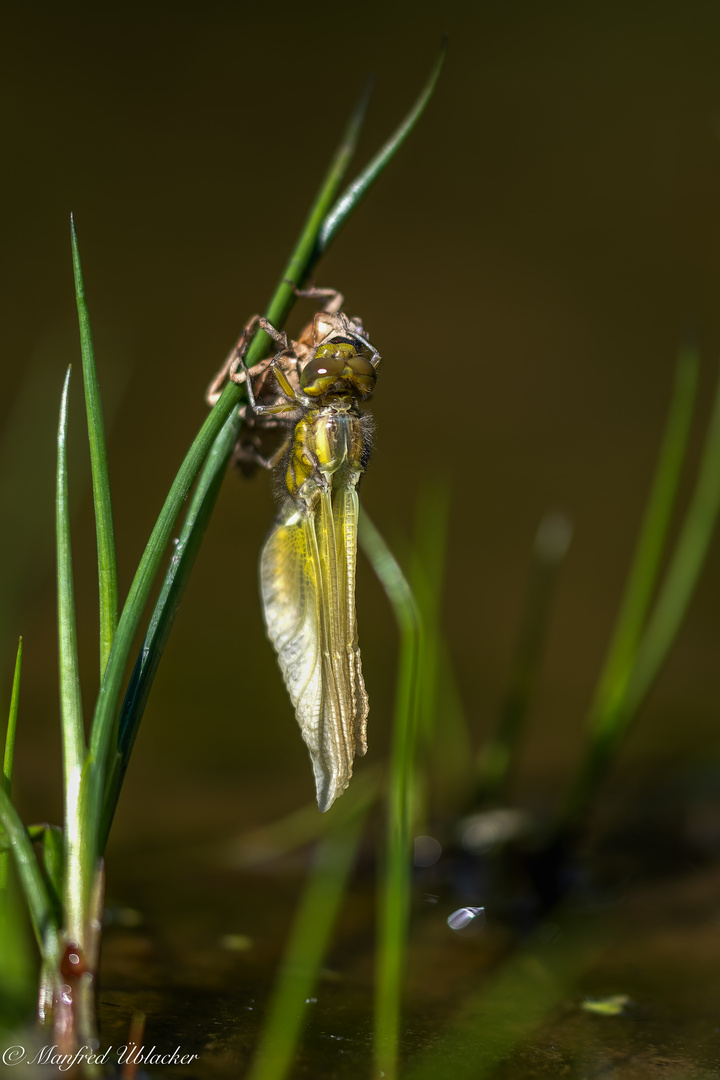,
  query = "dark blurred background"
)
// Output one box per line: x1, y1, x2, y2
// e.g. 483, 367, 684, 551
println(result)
3, 1, 720, 856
